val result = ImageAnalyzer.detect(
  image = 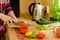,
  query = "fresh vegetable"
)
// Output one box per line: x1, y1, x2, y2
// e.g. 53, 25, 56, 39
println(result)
51, 0, 60, 21
20, 24, 28, 29
20, 29, 28, 34
36, 19, 57, 25
20, 24, 28, 34
25, 31, 32, 37
56, 27, 60, 37
56, 33, 60, 37
30, 32, 37, 38
37, 33, 45, 39
56, 27, 60, 32
36, 25, 50, 30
